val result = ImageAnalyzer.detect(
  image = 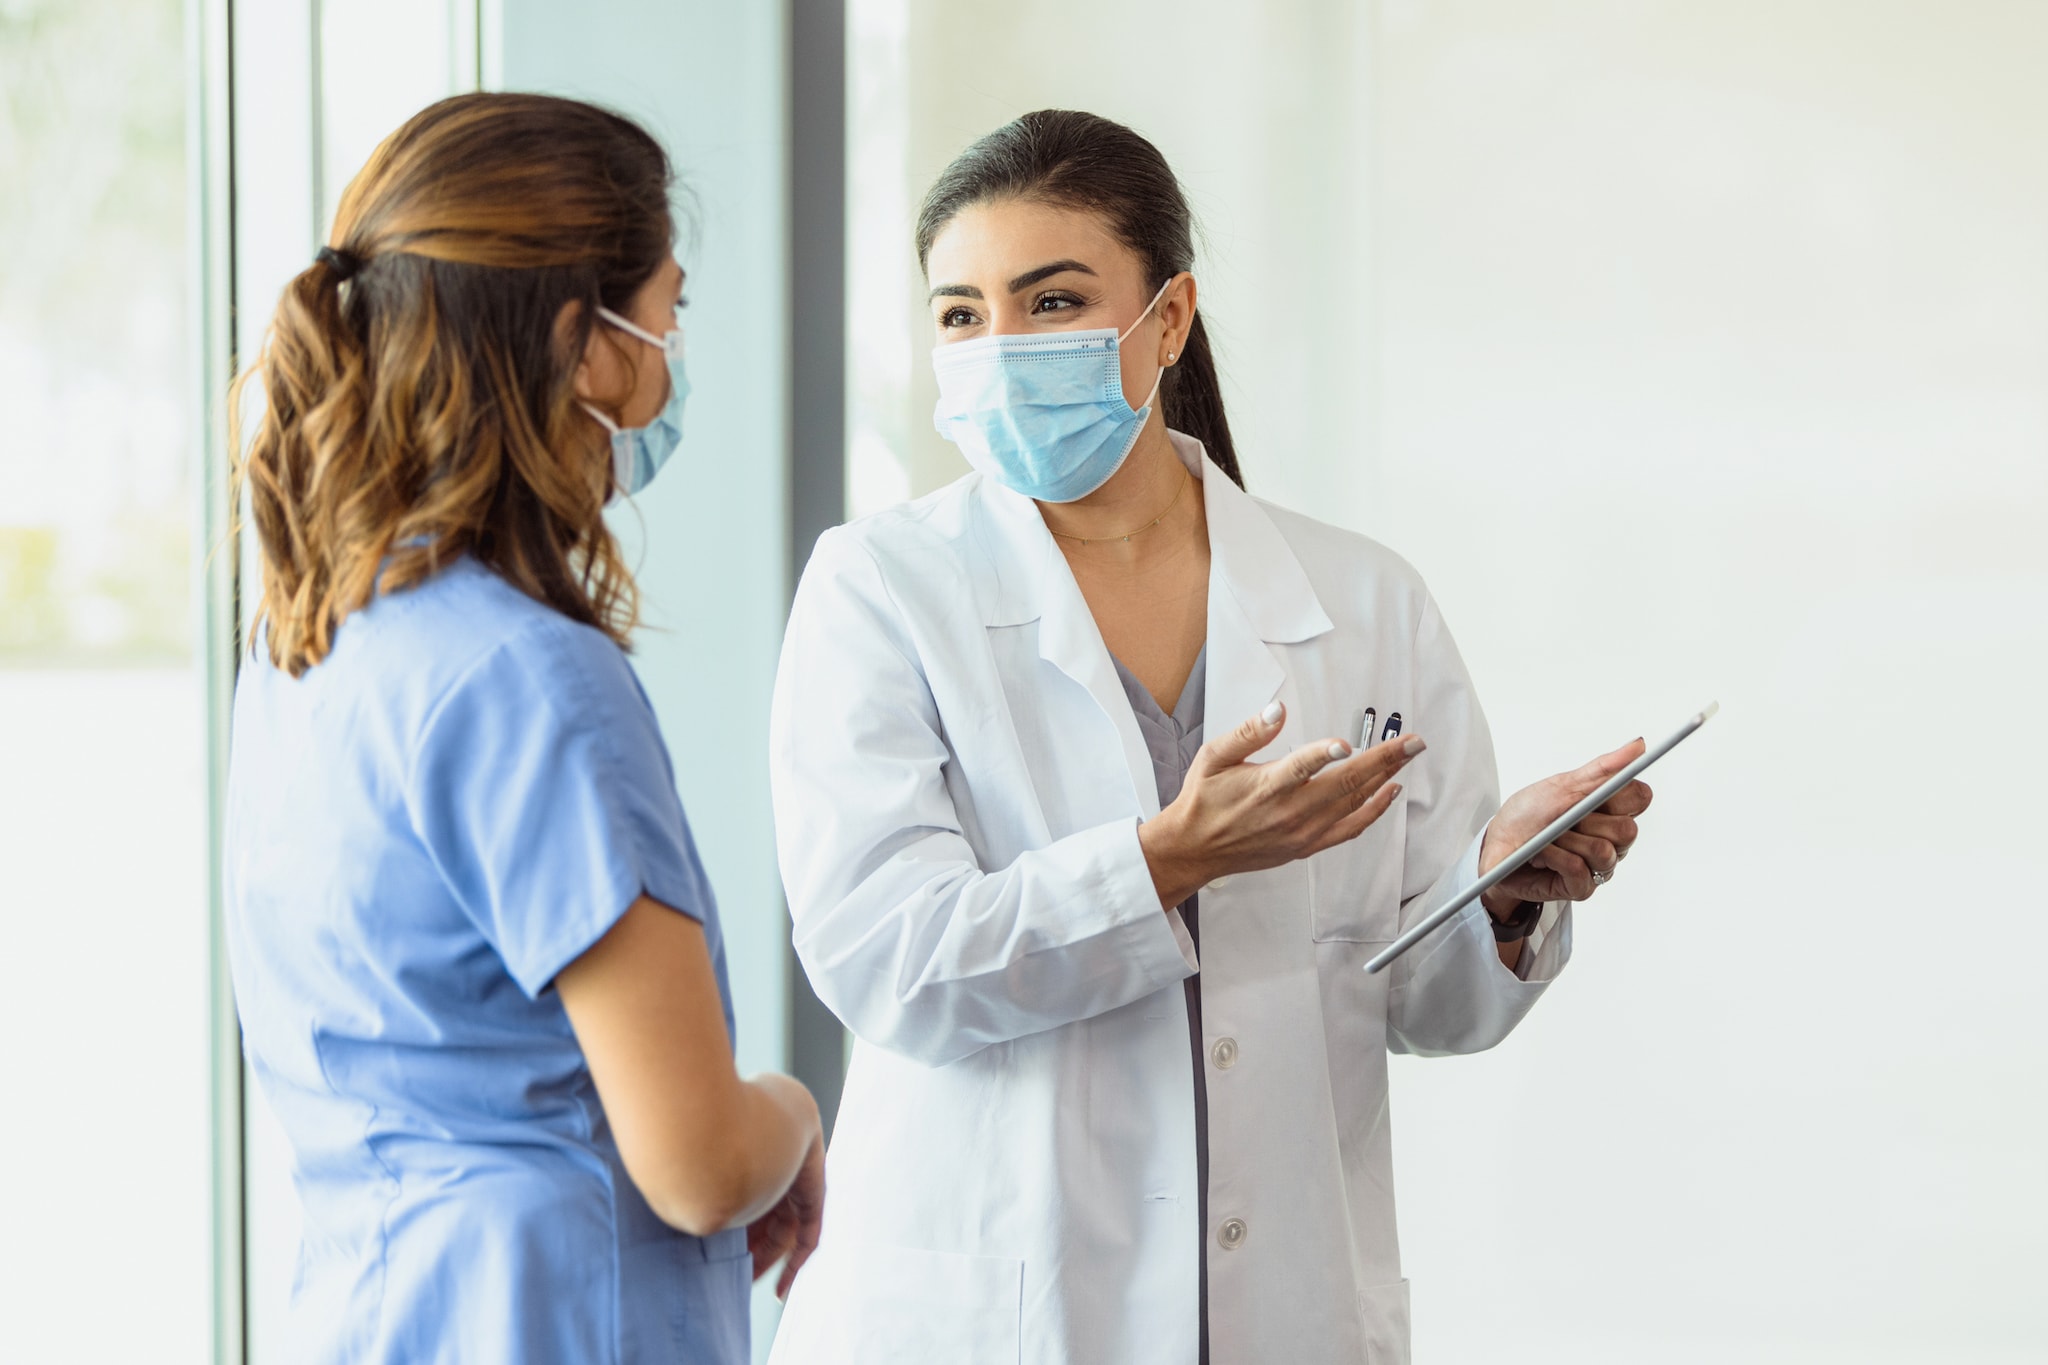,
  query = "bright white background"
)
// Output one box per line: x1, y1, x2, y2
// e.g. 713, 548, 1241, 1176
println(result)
7, 2, 2043, 1361
849, 1, 2048, 1359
